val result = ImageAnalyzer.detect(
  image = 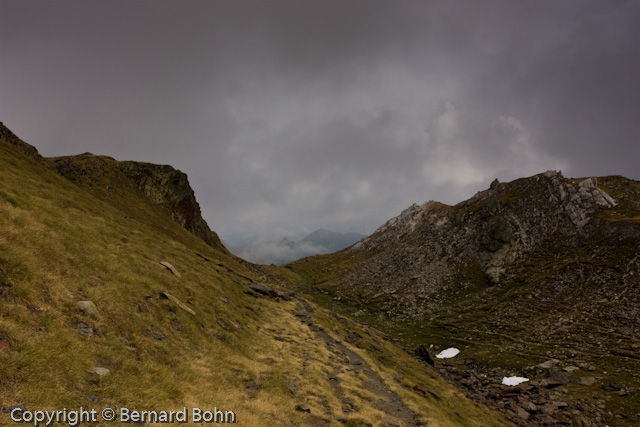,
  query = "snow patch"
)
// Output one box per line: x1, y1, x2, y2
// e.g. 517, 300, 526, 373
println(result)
502, 376, 529, 386
435, 347, 460, 359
